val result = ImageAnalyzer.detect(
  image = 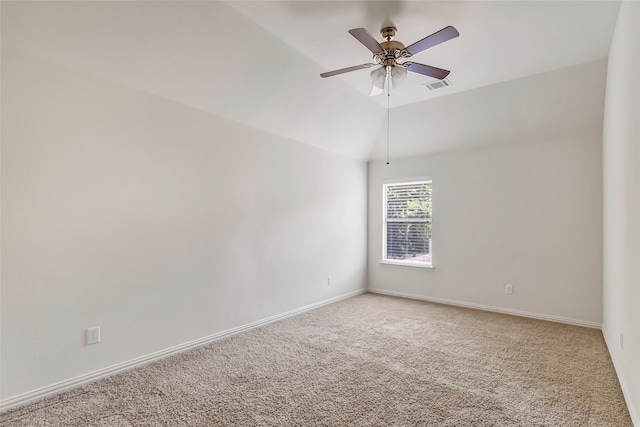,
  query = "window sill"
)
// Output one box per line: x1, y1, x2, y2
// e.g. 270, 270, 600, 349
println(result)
379, 260, 435, 270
